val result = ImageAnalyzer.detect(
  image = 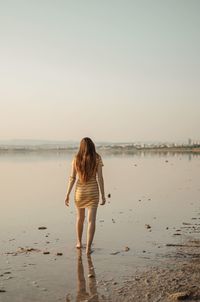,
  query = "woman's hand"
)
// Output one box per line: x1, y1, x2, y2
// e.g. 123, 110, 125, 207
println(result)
100, 196, 106, 205
65, 195, 70, 207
